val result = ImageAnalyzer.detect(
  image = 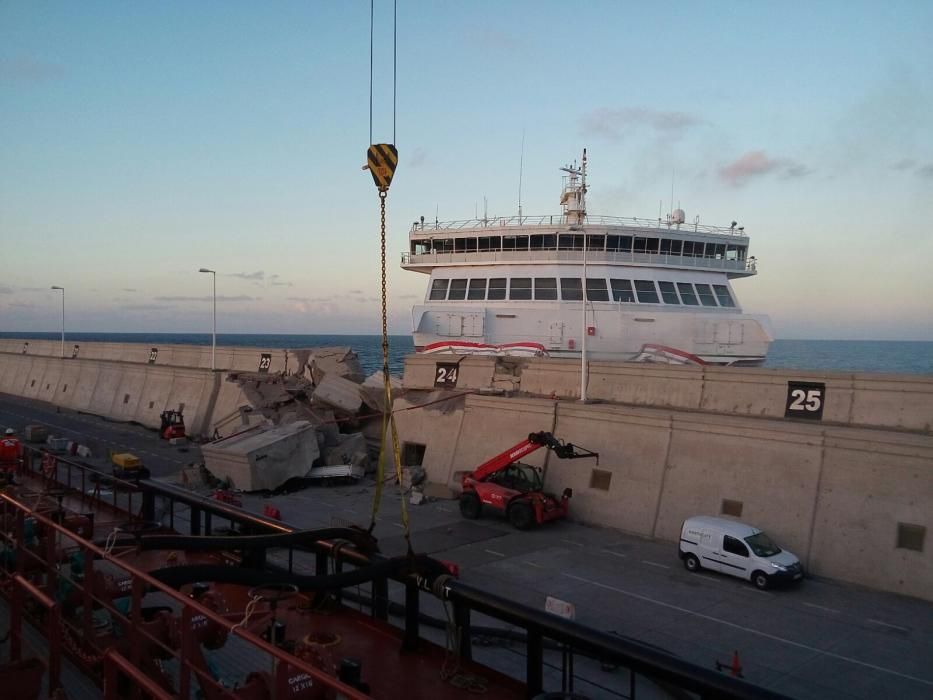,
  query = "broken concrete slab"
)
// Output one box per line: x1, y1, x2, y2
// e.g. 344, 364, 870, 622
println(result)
309, 347, 365, 384
323, 432, 368, 466
312, 373, 363, 413
200, 420, 321, 492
